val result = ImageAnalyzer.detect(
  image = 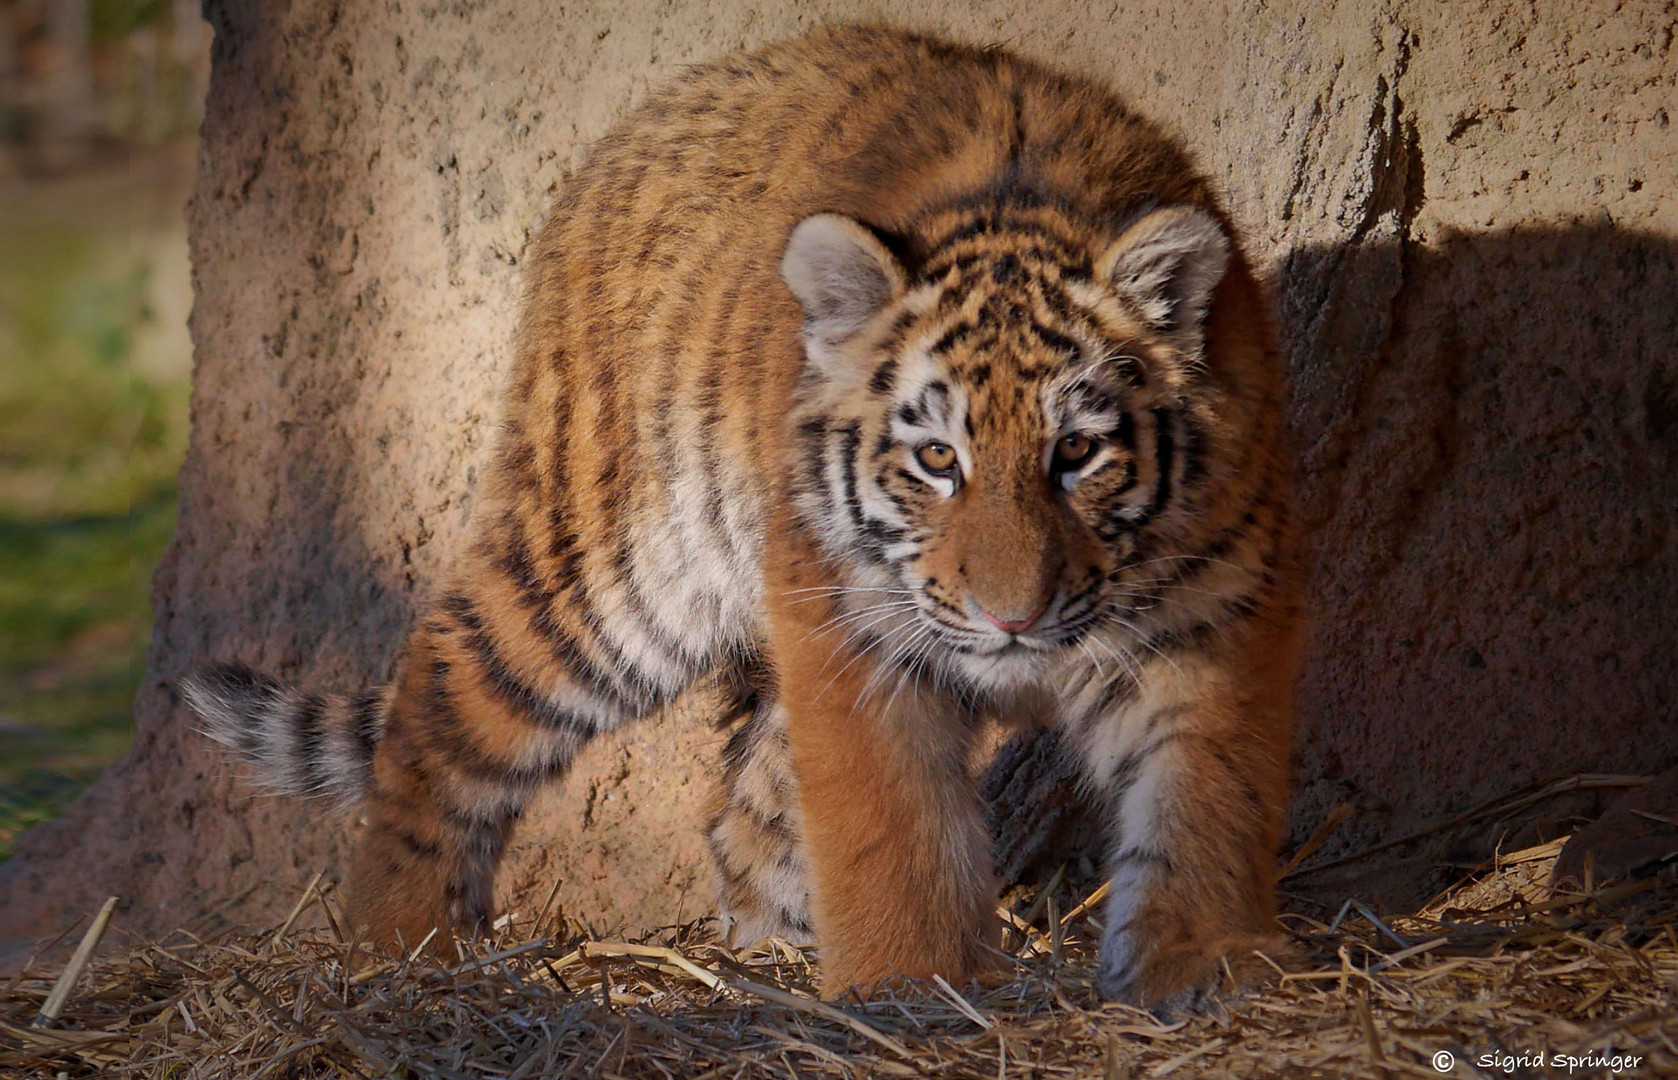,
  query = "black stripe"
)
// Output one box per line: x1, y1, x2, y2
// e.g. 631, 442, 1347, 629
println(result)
1140, 704, 1192, 741
928, 322, 977, 356
597, 493, 701, 673
349, 690, 385, 759
917, 380, 951, 423
1100, 730, 1185, 794
461, 821, 509, 865
1095, 520, 1132, 545
861, 516, 908, 548
526, 338, 681, 695
422, 659, 567, 786
498, 511, 662, 713
717, 650, 773, 728
868, 358, 899, 395
696, 280, 745, 556
1009, 80, 1027, 167
442, 800, 519, 834
1041, 247, 1095, 279
442, 591, 616, 729
652, 307, 688, 486
710, 830, 774, 880
1113, 410, 1136, 451
1032, 277, 1090, 328
1180, 414, 1208, 488
1084, 675, 1141, 730
927, 213, 996, 251
724, 794, 796, 841
1049, 601, 1104, 647
1142, 591, 1263, 658
1149, 407, 1175, 517
1029, 323, 1081, 358
933, 192, 1085, 241
1087, 457, 1137, 496
199, 661, 282, 715
836, 422, 868, 545
612, 548, 709, 673
796, 416, 829, 497
495, 516, 547, 593
1121, 493, 1268, 601
1067, 381, 1121, 416
720, 697, 776, 777
394, 828, 443, 859
493, 427, 533, 482
1187, 731, 1269, 821
1104, 352, 1146, 388
293, 695, 327, 790
547, 510, 584, 584
922, 583, 966, 620
887, 467, 923, 494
